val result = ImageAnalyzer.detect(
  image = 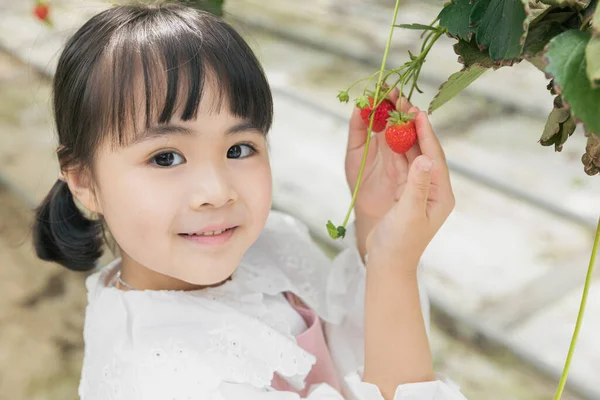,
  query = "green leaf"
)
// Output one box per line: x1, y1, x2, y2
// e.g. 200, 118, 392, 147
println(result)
546, 30, 600, 134
540, 10, 577, 23
455, 39, 521, 68
326, 221, 339, 239
455, 40, 496, 68
428, 65, 489, 113
586, 36, 600, 87
395, 23, 439, 31
438, 0, 476, 41
470, 0, 529, 60
523, 21, 564, 57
